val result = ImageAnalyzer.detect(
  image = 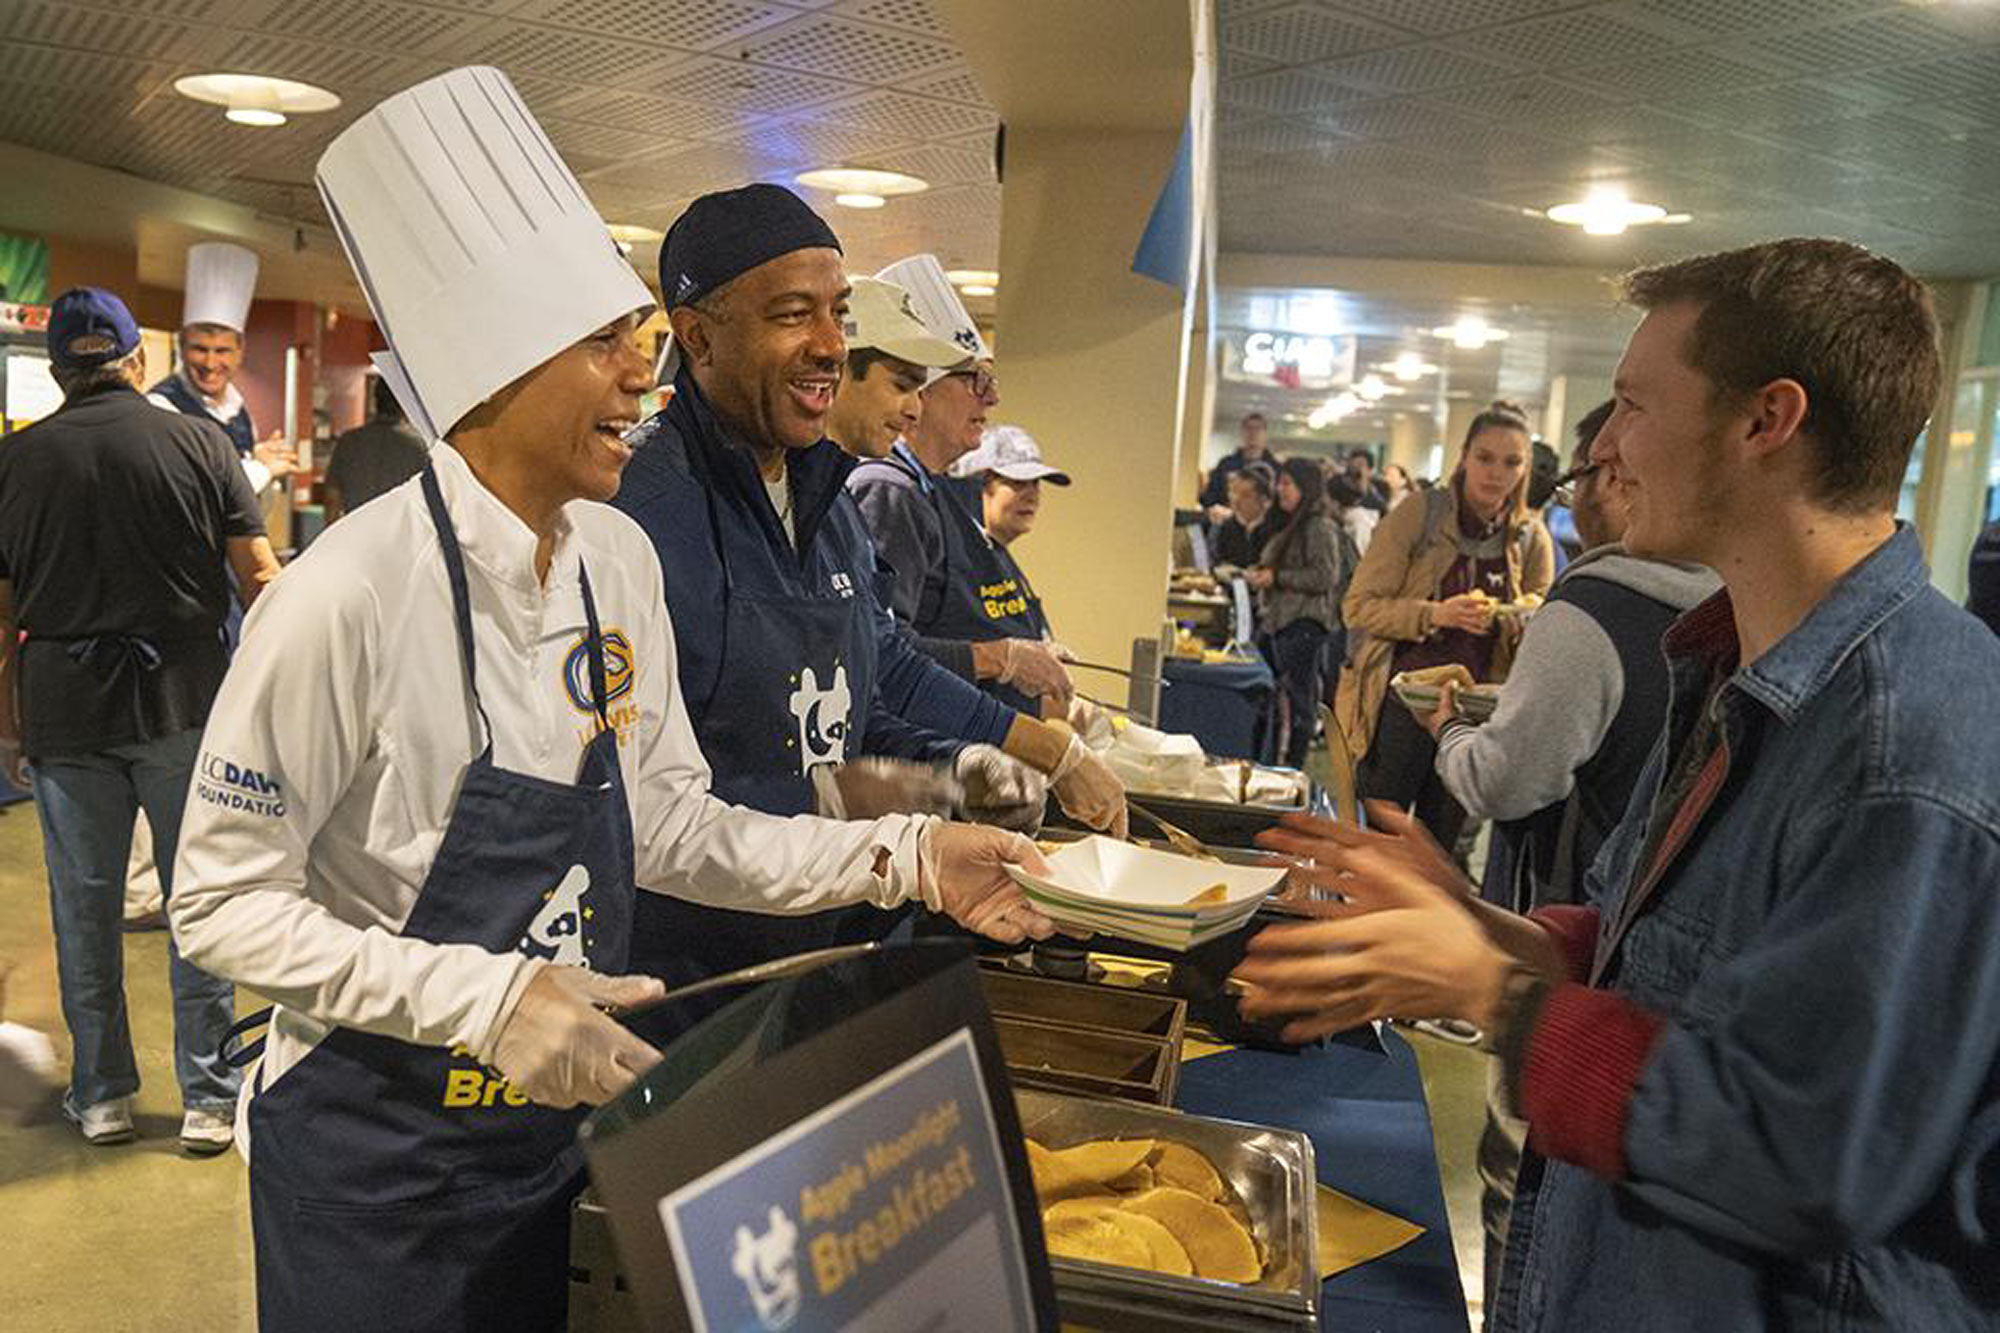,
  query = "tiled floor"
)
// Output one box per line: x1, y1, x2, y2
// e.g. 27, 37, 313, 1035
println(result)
0, 794, 1493, 1331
